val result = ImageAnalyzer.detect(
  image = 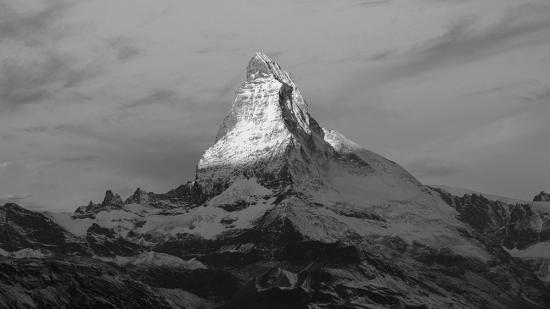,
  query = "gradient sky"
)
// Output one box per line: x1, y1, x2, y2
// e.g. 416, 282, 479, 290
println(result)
1, 0, 549, 211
